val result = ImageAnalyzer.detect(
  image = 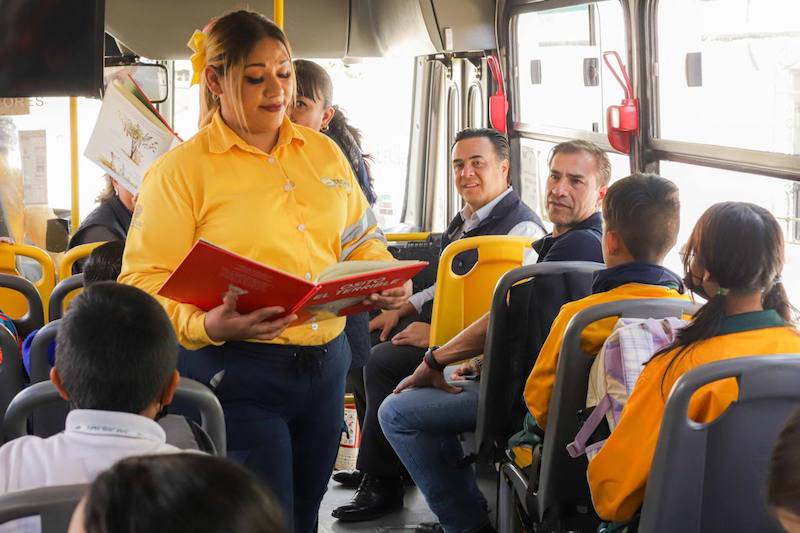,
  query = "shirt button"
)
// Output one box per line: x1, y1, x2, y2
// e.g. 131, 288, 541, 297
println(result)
311, 323, 319, 331
297, 224, 305, 232
284, 183, 293, 192
304, 272, 312, 280
268, 156, 276, 164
